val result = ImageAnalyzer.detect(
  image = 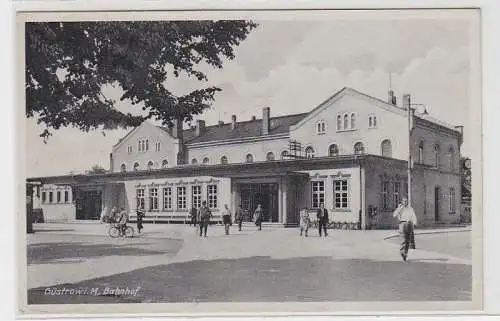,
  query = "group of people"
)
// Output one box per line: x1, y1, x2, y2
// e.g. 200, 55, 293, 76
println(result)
188, 203, 265, 237
299, 203, 330, 237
